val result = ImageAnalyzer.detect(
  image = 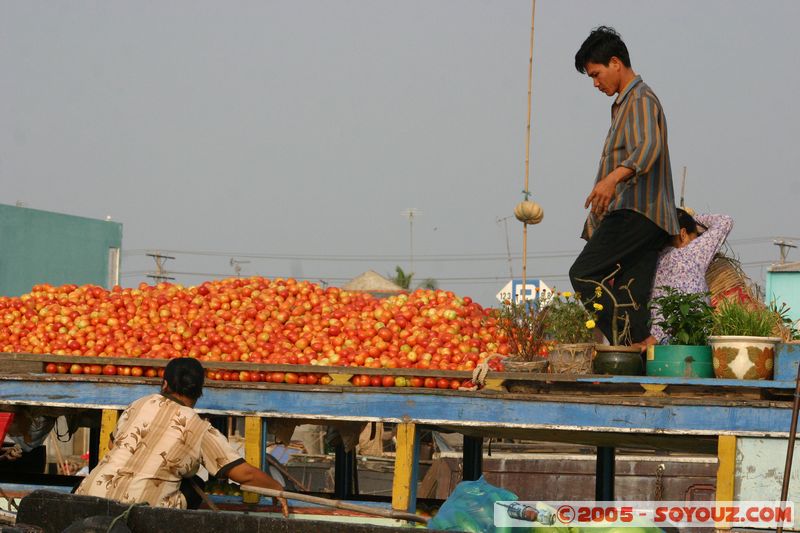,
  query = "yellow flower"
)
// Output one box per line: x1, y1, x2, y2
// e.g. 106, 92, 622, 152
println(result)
594, 286, 602, 297
593, 303, 603, 311
585, 319, 596, 329
562, 291, 572, 298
